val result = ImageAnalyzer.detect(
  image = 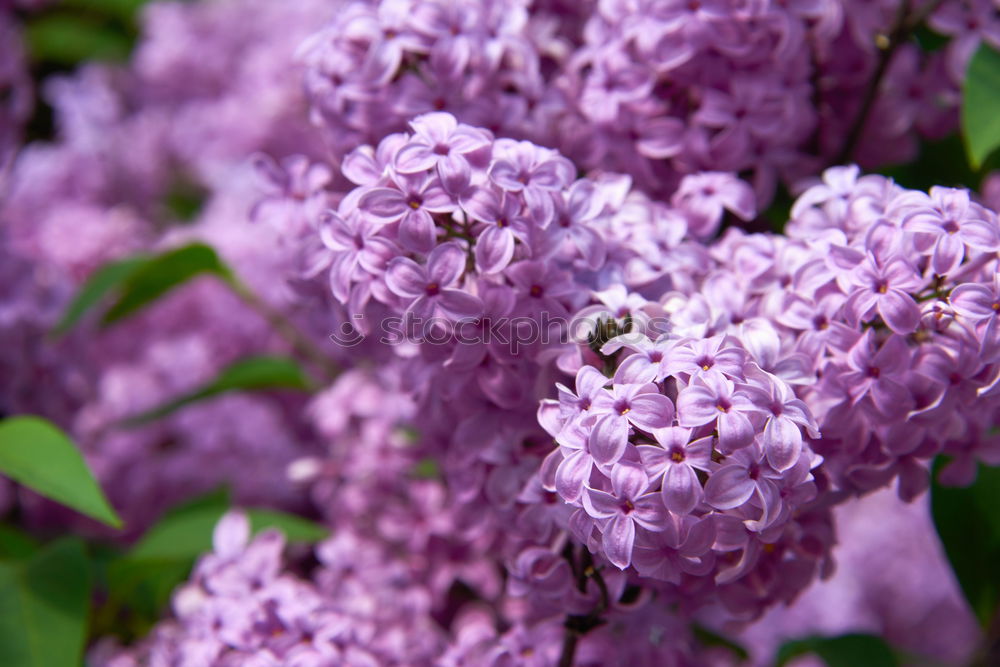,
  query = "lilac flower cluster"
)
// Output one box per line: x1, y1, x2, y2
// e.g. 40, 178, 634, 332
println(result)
316, 110, 615, 353
296, 0, 584, 165
2, 0, 1000, 664
537, 333, 832, 618
781, 167, 1000, 493
95, 511, 445, 666
298, 0, 992, 204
